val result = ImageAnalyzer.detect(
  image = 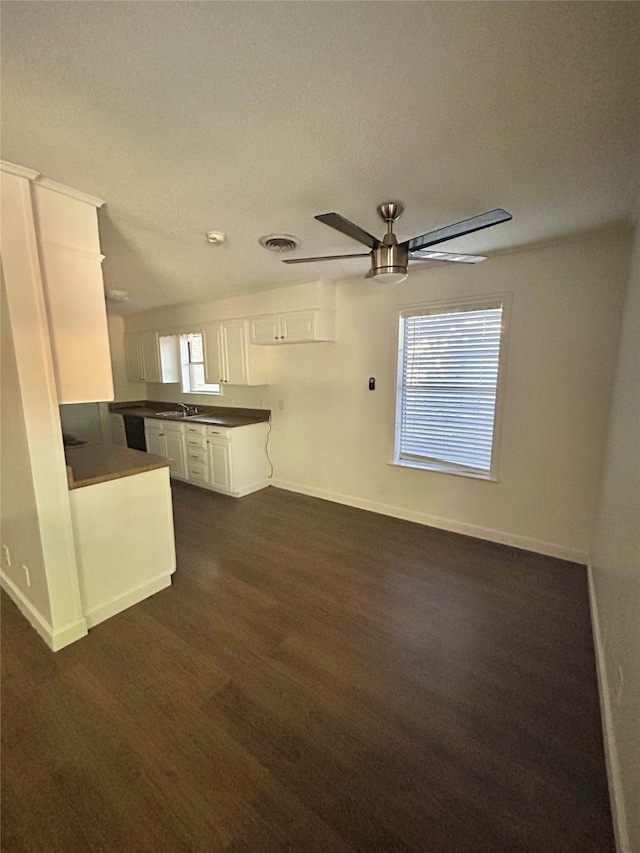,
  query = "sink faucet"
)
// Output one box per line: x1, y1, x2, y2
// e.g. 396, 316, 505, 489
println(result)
178, 403, 199, 415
